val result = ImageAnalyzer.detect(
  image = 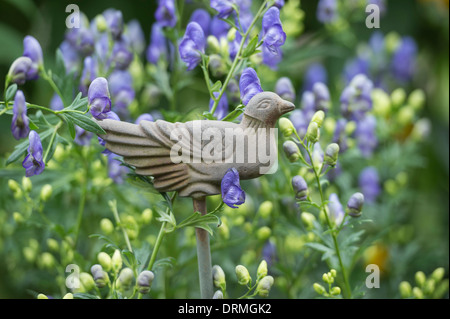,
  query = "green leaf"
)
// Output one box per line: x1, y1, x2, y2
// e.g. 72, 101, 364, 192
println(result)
6, 129, 53, 165
63, 112, 106, 135
202, 111, 216, 120
5, 83, 18, 102
221, 104, 245, 122
66, 92, 88, 111
242, 35, 259, 58
28, 117, 39, 130
176, 211, 221, 236
211, 80, 222, 93
155, 207, 177, 231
